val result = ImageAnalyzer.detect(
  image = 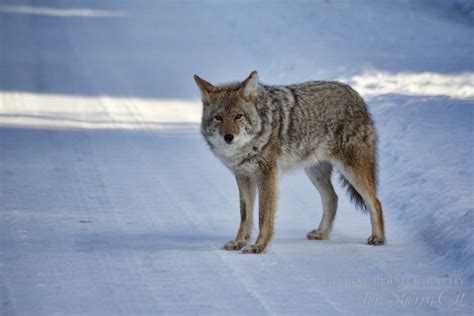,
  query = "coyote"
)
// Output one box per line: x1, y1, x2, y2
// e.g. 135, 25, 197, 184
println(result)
194, 71, 385, 253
